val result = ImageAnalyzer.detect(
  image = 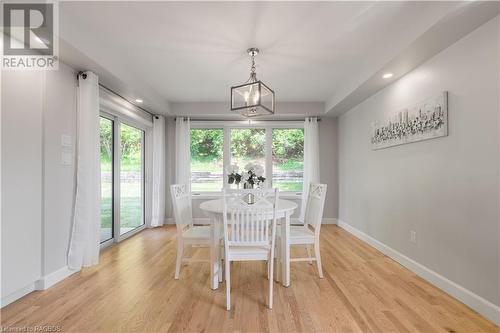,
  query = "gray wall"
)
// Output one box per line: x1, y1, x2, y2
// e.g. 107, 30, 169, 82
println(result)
319, 117, 338, 219
338, 17, 499, 306
43, 65, 78, 275
164, 112, 338, 221
1, 63, 78, 302
2, 71, 44, 298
